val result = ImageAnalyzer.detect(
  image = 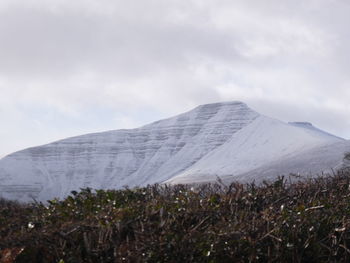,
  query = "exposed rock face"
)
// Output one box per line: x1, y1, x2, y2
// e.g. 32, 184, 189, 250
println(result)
0, 101, 348, 202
